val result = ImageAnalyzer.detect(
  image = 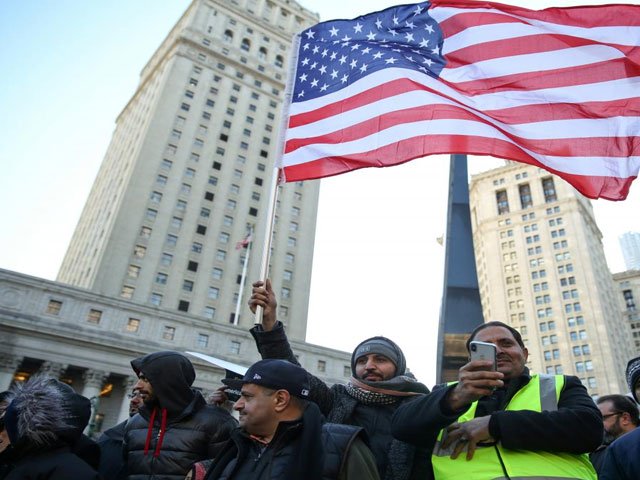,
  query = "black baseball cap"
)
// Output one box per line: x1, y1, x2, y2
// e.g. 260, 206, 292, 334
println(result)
222, 359, 310, 399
